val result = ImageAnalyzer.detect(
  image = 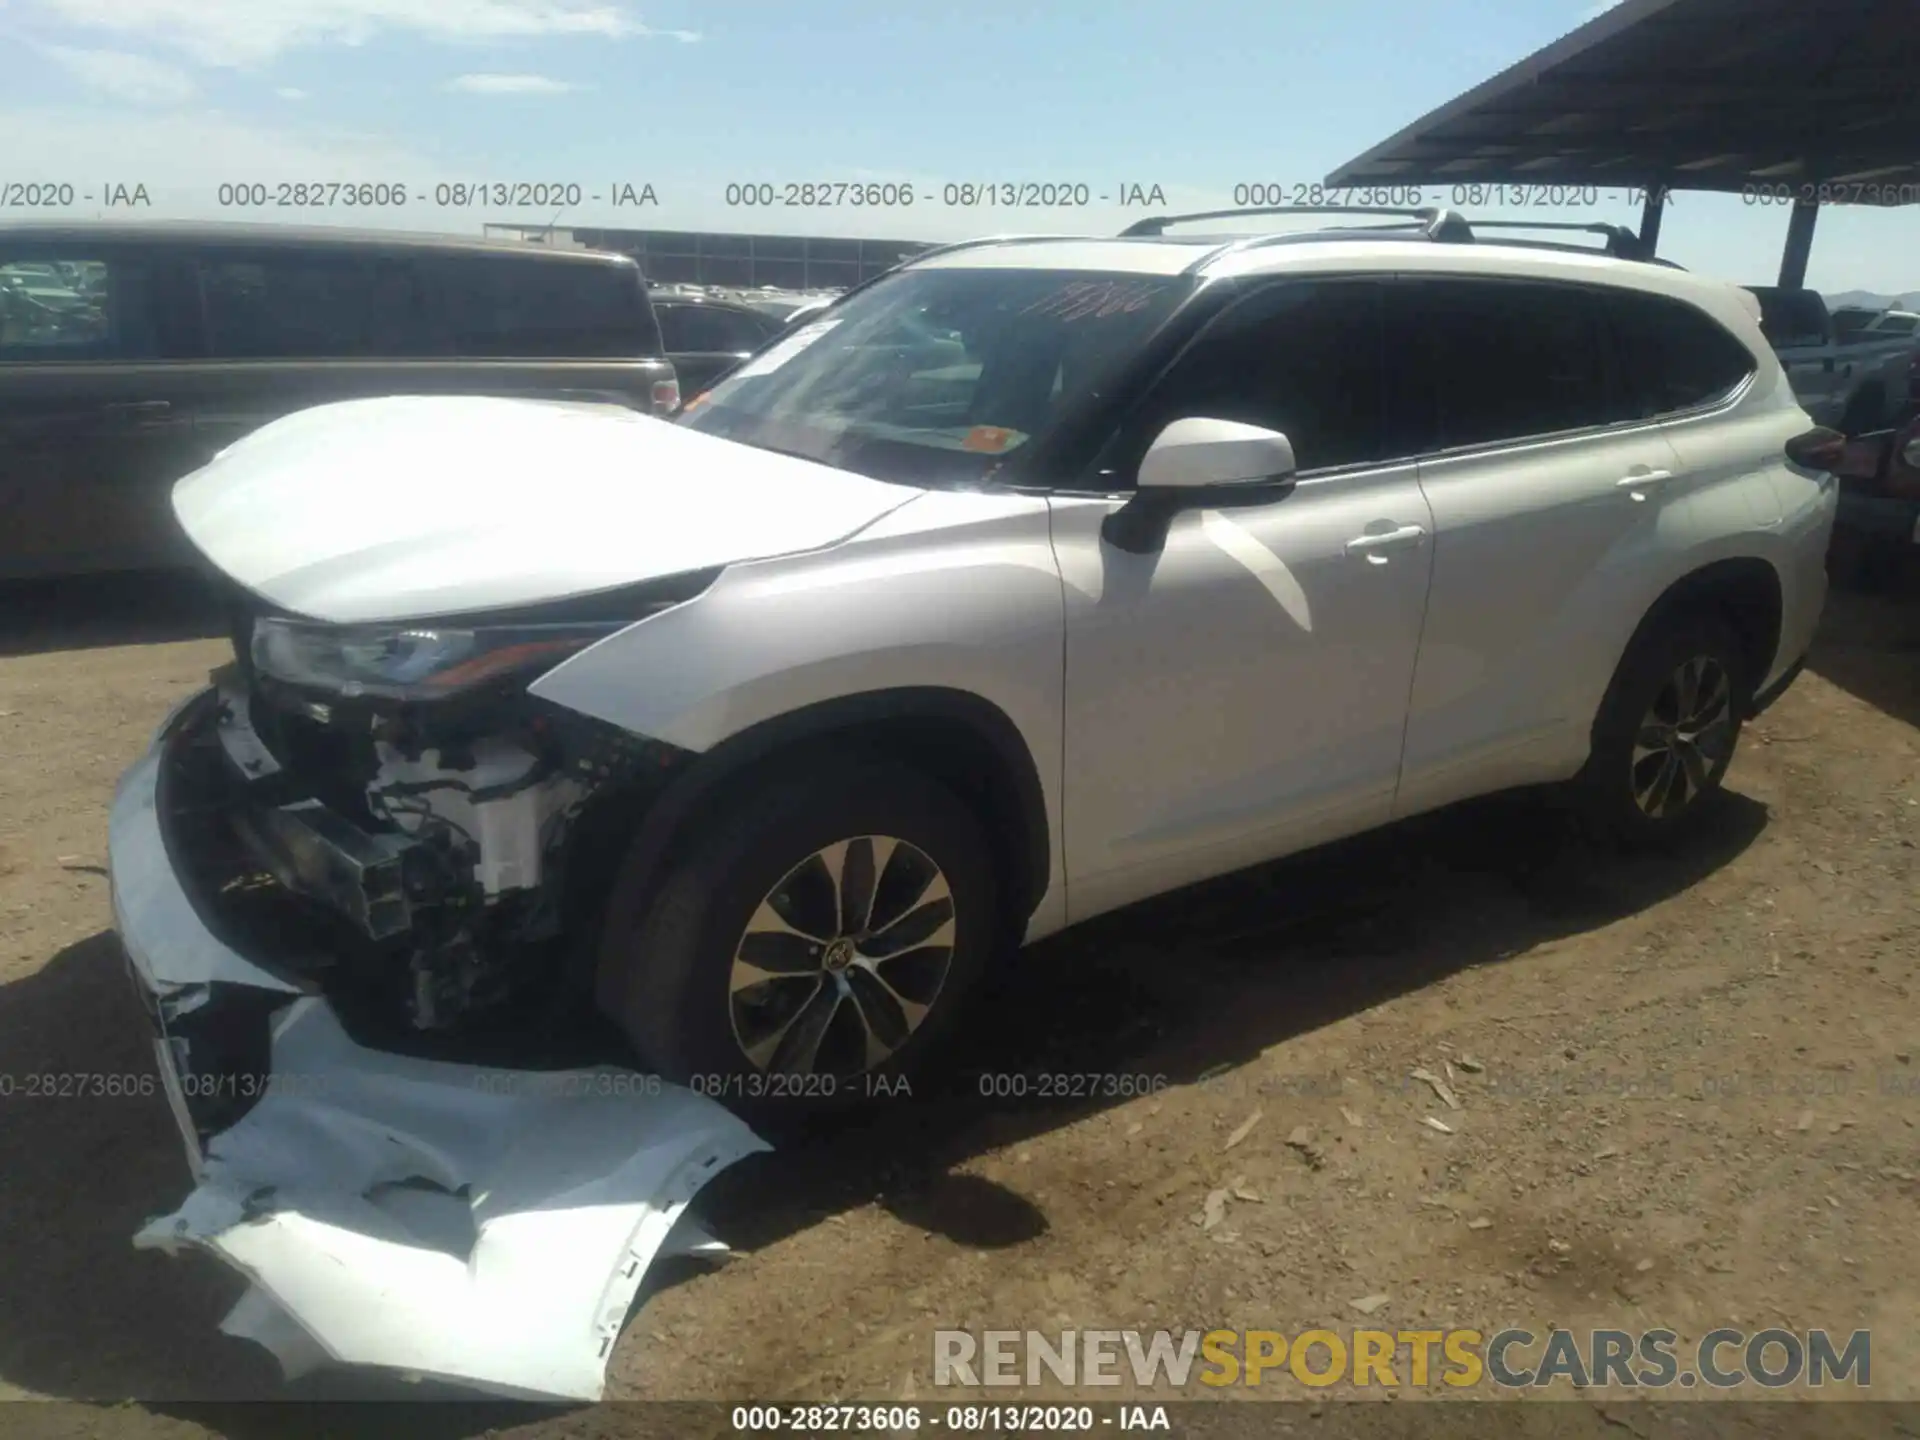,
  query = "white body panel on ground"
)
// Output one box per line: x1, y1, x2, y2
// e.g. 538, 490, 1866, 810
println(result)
111, 706, 766, 1402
